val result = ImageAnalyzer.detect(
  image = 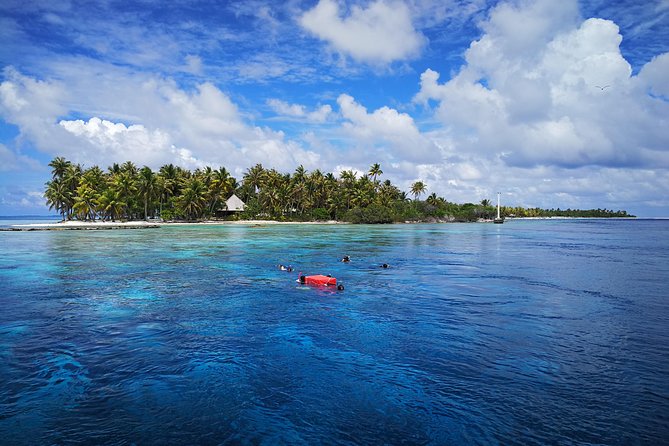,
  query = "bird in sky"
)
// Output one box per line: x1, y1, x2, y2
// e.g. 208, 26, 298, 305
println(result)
595, 85, 611, 90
